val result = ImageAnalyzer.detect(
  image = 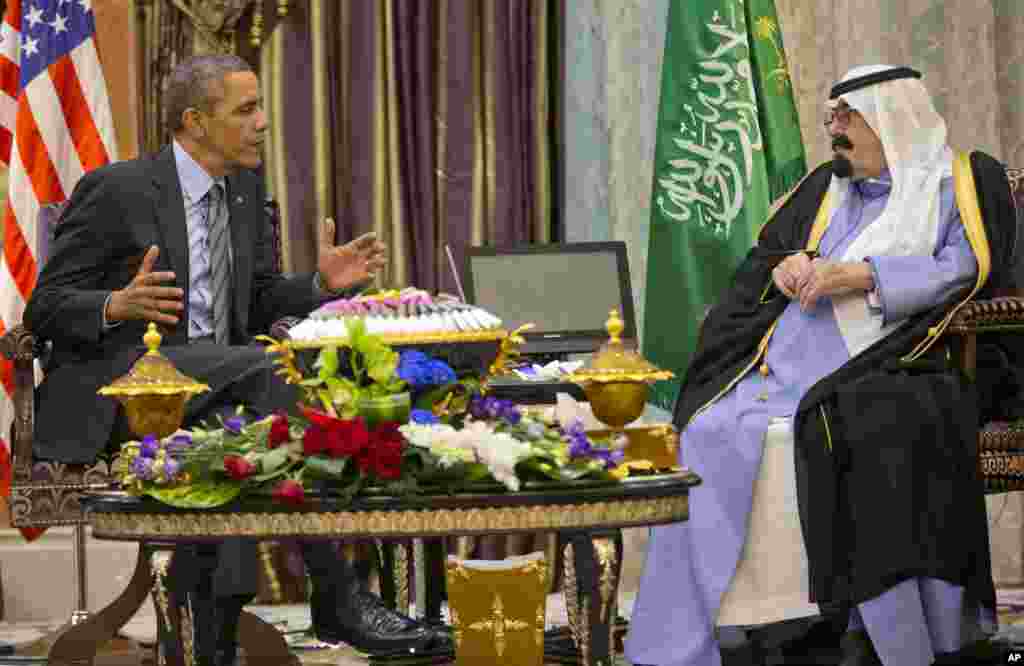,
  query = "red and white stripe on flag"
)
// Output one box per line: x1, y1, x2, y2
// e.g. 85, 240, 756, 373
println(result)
0, 0, 117, 540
